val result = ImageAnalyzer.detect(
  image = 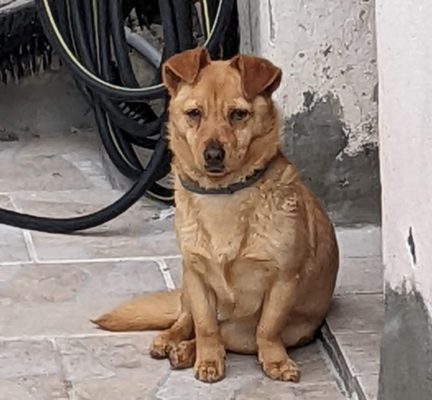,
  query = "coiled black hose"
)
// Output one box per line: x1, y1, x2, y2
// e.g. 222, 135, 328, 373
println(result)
0, 0, 238, 233
35, 0, 236, 99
